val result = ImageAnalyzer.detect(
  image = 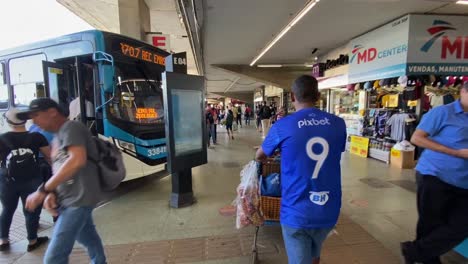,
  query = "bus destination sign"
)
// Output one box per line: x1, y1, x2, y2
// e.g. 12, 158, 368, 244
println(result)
120, 42, 166, 66
136, 108, 158, 119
